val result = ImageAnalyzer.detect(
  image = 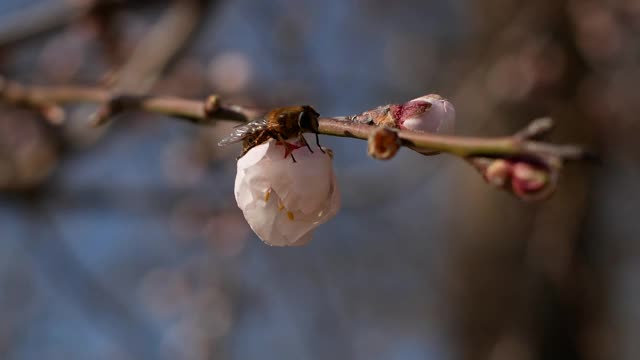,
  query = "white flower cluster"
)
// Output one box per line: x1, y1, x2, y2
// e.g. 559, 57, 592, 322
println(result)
234, 136, 340, 246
